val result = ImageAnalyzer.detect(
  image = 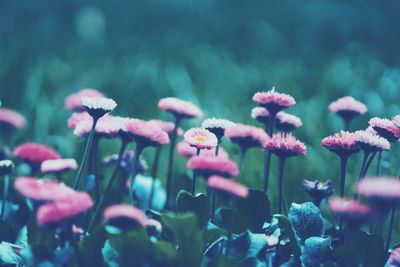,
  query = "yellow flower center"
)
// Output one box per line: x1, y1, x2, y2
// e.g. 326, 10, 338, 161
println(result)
194, 135, 207, 142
